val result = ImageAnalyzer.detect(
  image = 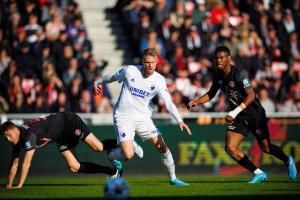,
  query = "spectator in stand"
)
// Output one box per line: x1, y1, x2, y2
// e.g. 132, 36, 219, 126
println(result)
62, 57, 82, 87
0, 49, 12, 76
258, 88, 276, 112
79, 89, 95, 113
45, 11, 66, 42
